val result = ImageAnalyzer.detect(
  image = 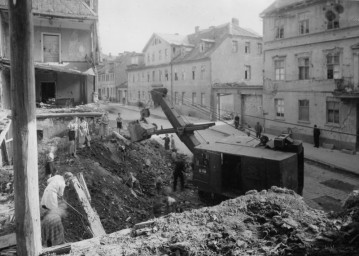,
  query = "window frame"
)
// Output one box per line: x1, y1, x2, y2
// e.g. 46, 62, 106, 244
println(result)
326, 52, 340, 79
298, 57, 310, 80
299, 19, 309, 35
275, 25, 284, 39
298, 99, 310, 122
326, 98, 340, 125
232, 40, 238, 53
244, 65, 251, 80
245, 42, 251, 54
275, 98, 284, 118
274, 59, 285, 81
42, 32, 61, 63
